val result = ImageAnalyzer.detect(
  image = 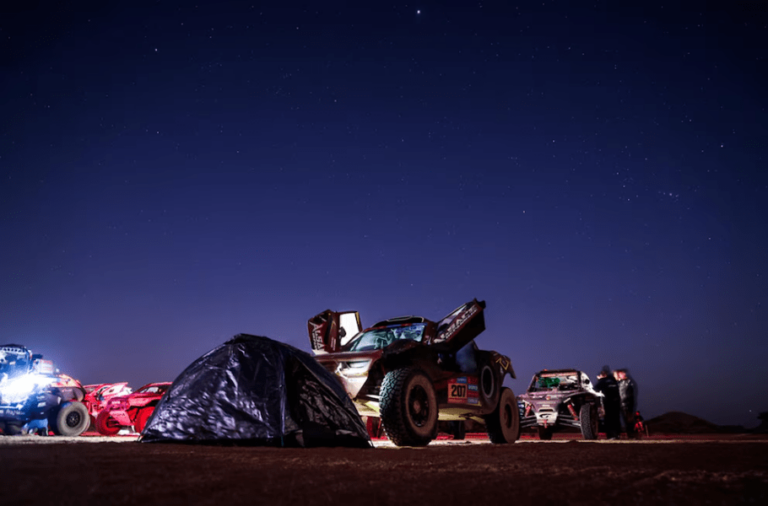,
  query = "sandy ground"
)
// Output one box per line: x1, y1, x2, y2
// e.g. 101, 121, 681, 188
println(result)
1, 433, 766, 505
